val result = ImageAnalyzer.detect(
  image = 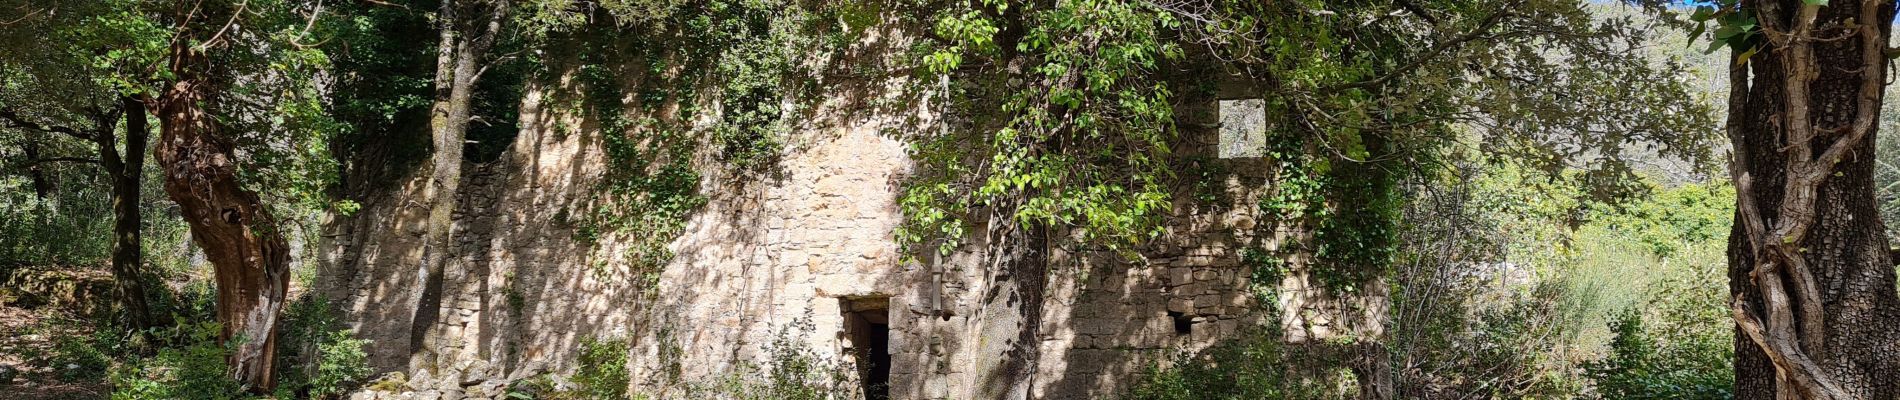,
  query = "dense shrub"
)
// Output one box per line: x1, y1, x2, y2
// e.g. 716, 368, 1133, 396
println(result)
110, 321, 246, 400
685, 318, 861, 400
101, 295, 370, 400
568, 337, 635, 400
1583, 309, 1731, 399
1576, 182, 1734, 399
1123, 331, 1347, 400
273, 296, 373, 399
